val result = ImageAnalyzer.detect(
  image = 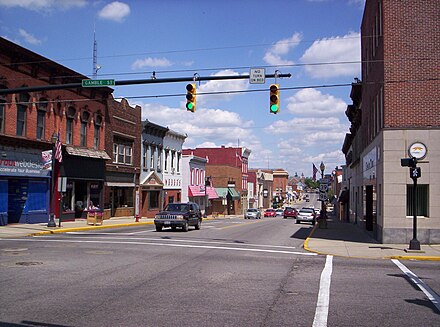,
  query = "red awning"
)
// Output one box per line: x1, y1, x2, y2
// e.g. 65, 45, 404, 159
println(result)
188, 185, 218, 199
